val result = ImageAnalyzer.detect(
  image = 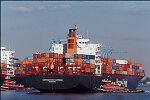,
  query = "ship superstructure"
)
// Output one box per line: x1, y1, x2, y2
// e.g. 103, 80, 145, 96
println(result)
49, 26, 102, 75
